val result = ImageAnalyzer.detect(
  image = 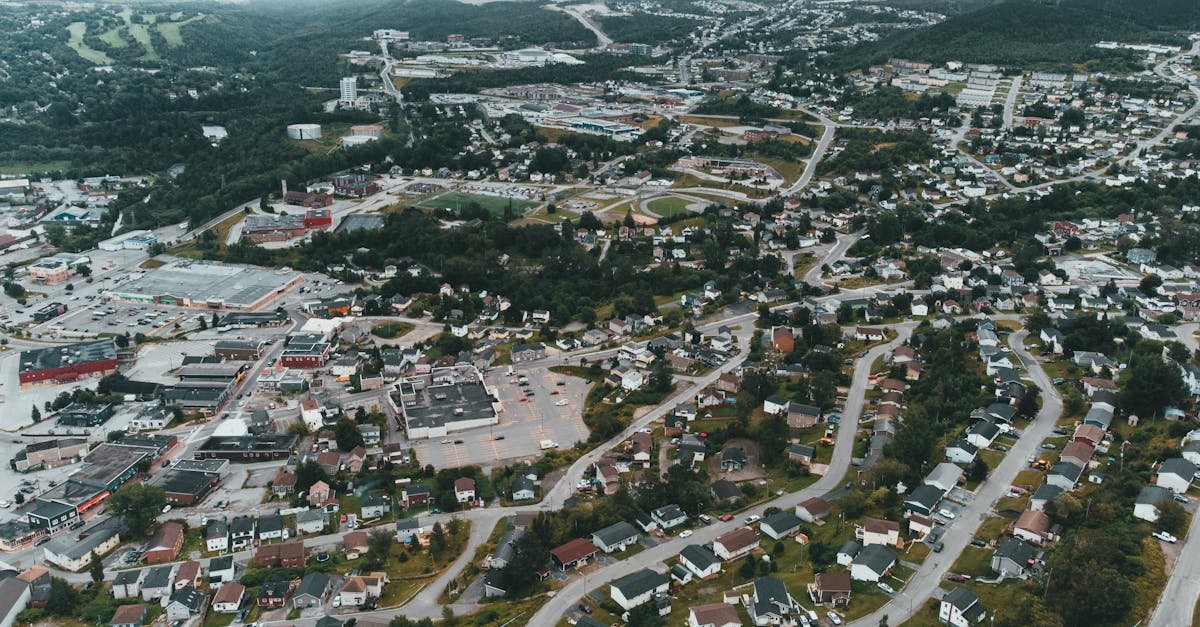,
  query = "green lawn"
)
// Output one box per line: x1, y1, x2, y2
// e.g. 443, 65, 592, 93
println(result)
418, 191, 537, 217
66, 22, 113, 64
646, 195, 696, 218
950, 546, 993, 578
157, 14, 204, 47
99, 28, 129, 48
0, 161, 71, 176
372, 321, 415, 339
